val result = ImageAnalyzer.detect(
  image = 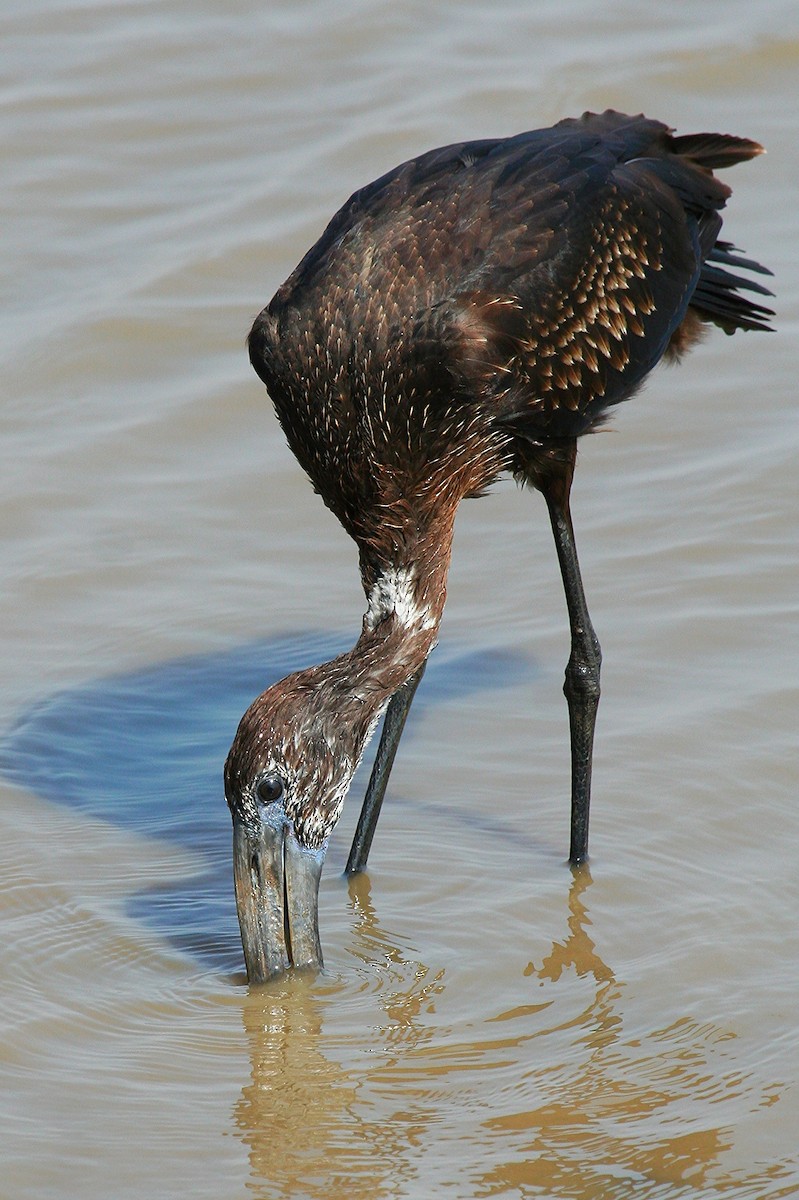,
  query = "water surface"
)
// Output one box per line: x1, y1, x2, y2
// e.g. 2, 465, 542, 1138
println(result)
2, 1, 798, 1196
